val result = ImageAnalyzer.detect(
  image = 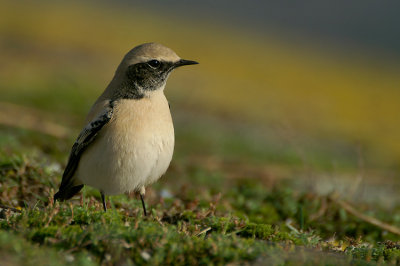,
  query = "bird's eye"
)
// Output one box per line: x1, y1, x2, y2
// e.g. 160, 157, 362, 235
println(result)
147, 60, 161, 68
